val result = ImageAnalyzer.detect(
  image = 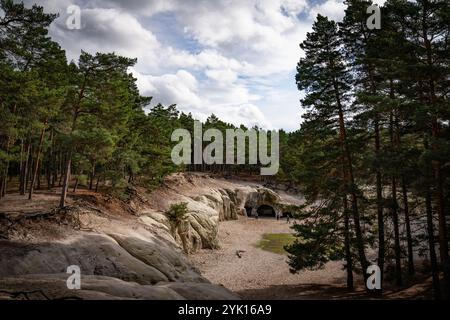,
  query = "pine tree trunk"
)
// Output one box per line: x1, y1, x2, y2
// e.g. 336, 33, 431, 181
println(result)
393, 103, 415, 276
0, 176, 3, 200
48, 129, 54, 189
343, 195, 354, 290
20, 141, 31, 195
95, 176, 100, 193
58, 153, 64, 187
46, 166, 51, 190
26, 148, 33, 192
334, 80, 368, 279
73, 177, 79, 193
422, 4, 450, 298
426, 189, 441, 299
391, 176, 402, 286
1, 138, 12, 198
374, 116, 385, 282
29, 124, 46, 200
37, 159, 42, 190
368, 69, 384, 287
59, 156, 71, 208
389, 109, 402, 286
59, 151, 72, 208
1, 167, 7, 197
19, 139, 23, 191
401, 177, 415, 275
435, 164, 450, 298
89, 163, 95, 190
424, 135, 442, 299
